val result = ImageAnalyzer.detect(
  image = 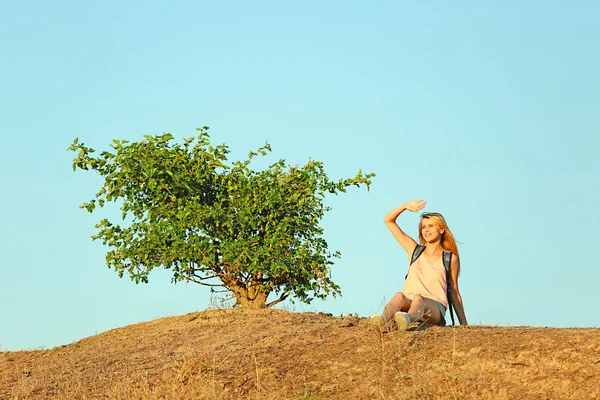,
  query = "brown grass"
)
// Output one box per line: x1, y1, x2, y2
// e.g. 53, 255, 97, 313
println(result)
2, 309, 599, 399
